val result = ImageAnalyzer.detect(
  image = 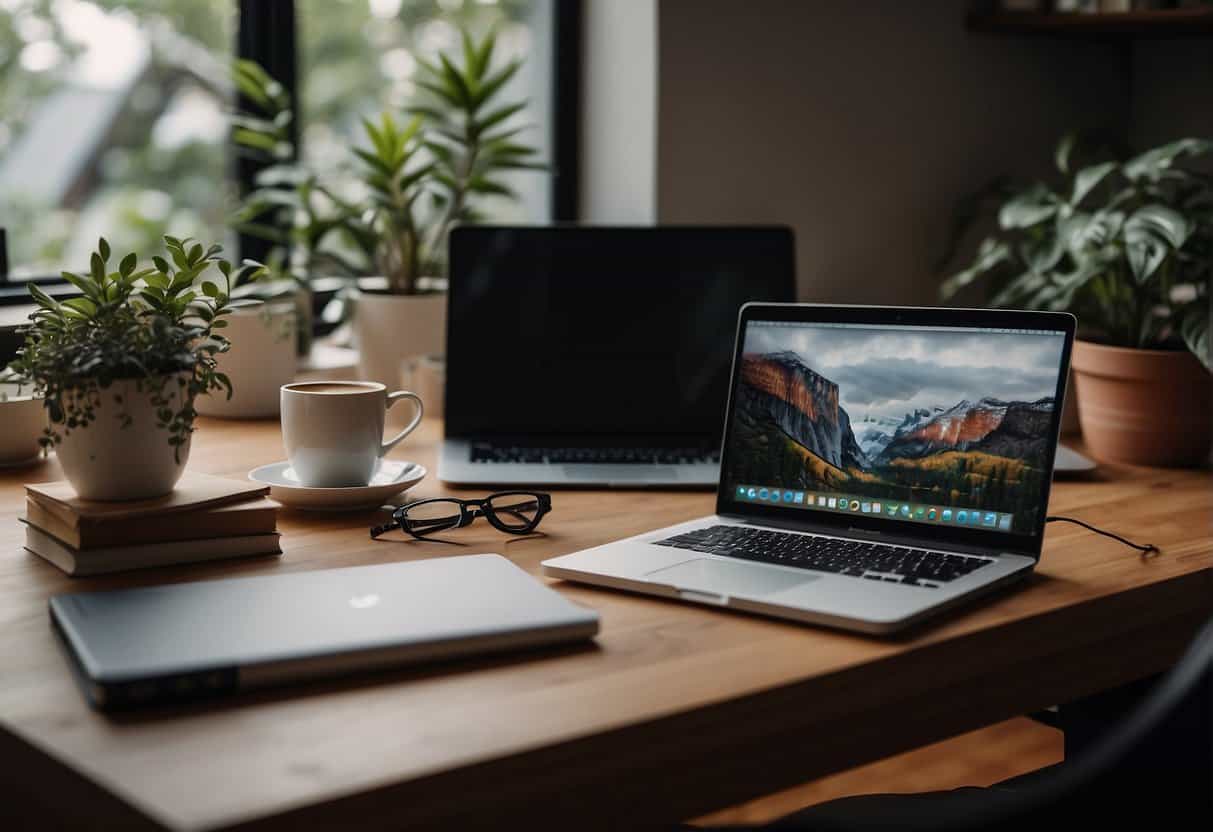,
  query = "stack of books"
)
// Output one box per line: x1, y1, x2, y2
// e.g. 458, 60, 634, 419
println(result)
22, 472, 281, 576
